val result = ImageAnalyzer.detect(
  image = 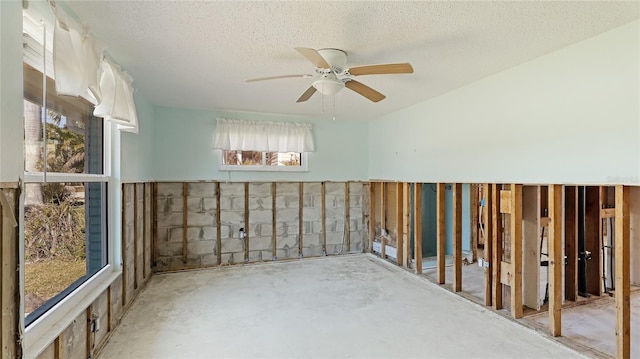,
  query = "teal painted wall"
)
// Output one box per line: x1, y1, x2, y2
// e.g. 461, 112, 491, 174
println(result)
152, 107, 369, 181
121, 92, 156, 181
